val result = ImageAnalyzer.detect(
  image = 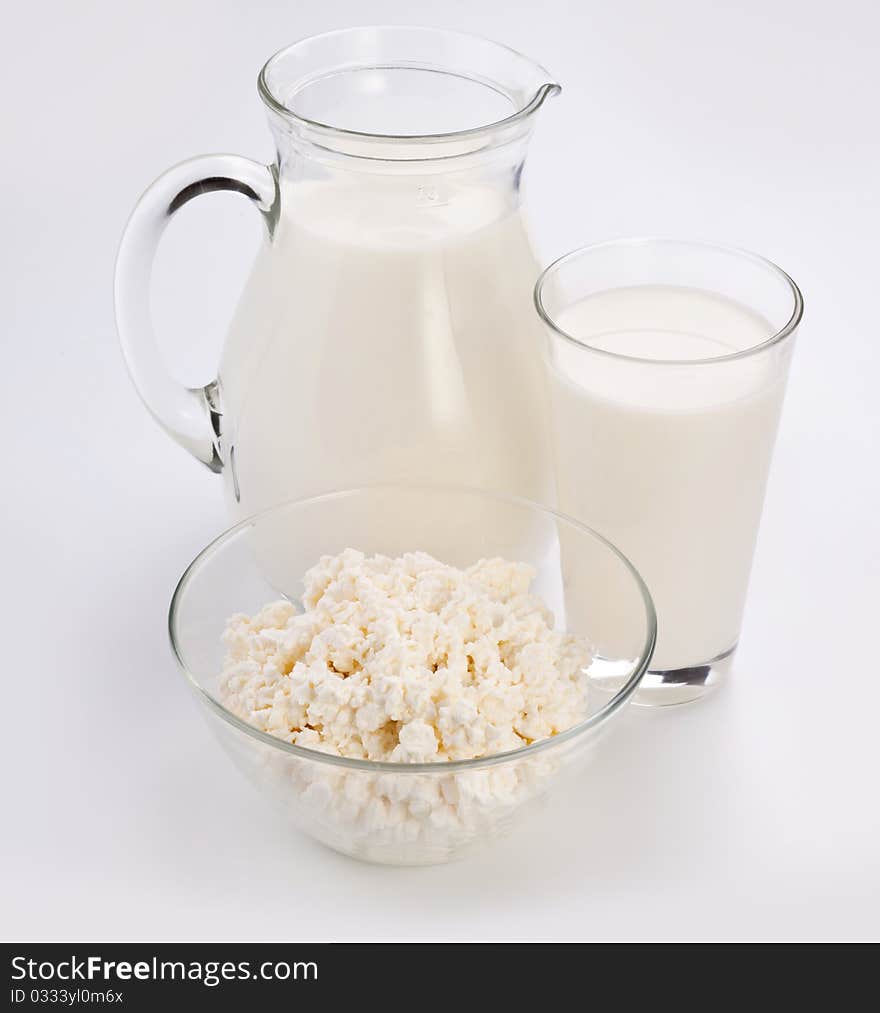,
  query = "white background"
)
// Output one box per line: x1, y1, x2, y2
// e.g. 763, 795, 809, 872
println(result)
3, 0, 879, 941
